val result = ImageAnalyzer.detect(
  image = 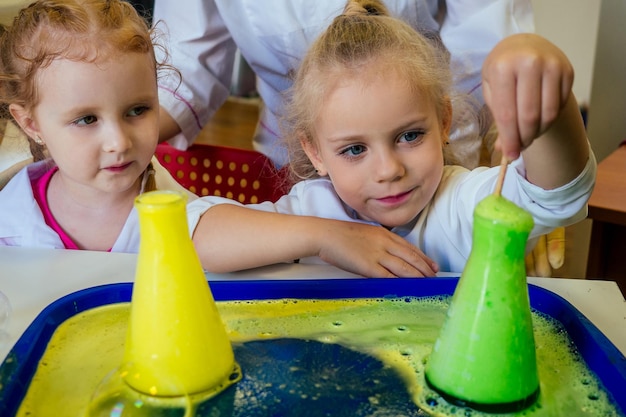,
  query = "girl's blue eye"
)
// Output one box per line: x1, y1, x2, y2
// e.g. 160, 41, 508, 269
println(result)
400, 130, 424, 143
74, 115, 97, 126
341, 144, 367, 157
128, 106, 149, 117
